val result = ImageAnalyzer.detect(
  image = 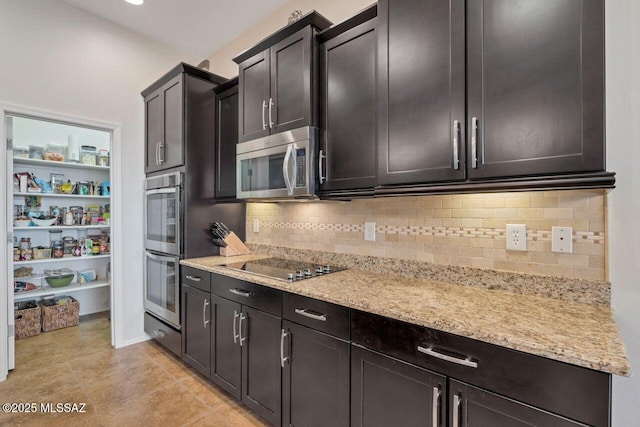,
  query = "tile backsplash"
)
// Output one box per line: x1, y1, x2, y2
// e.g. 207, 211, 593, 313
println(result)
246, 190, 607, 281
